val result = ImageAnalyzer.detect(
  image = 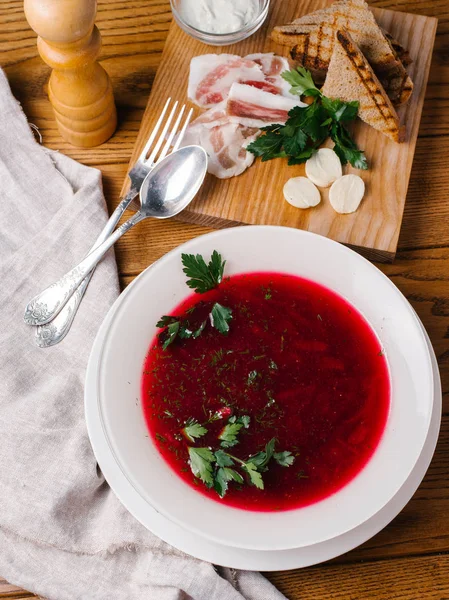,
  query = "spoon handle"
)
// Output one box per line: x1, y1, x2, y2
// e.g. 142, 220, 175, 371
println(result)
24, 211, 146, 326
33, 188, 138, 345
35, 273, 92, 347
